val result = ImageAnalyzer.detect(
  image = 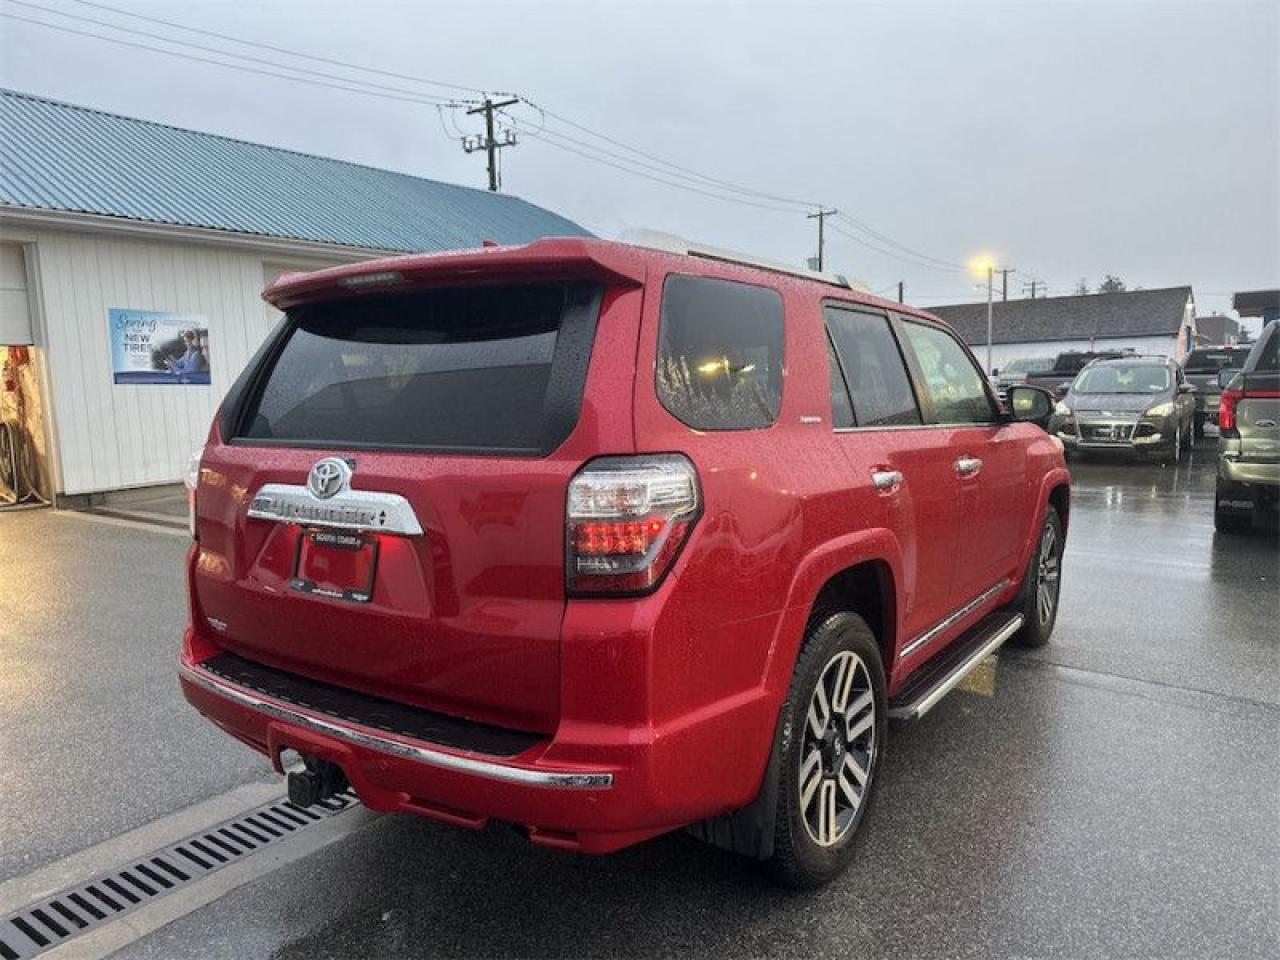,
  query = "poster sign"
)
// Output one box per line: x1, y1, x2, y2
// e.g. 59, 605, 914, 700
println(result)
108, 308, 211, 385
